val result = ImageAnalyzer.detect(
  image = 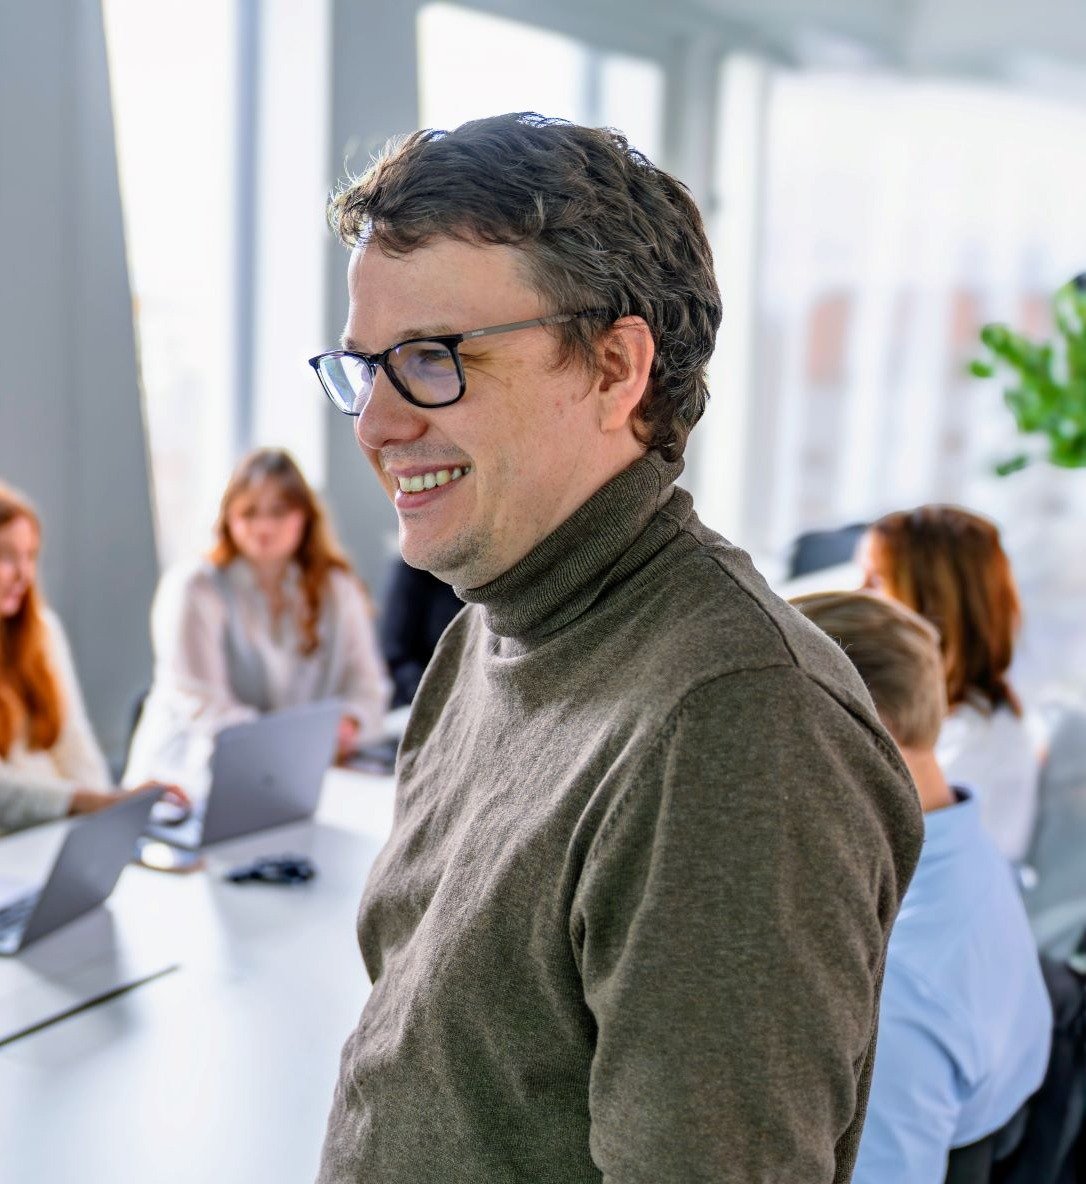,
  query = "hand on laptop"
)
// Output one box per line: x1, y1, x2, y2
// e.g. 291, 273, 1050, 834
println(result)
68, 788, 123, 816
336, 714, 361, 763
134, 780, 191, 810
68, 782, 191, 818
